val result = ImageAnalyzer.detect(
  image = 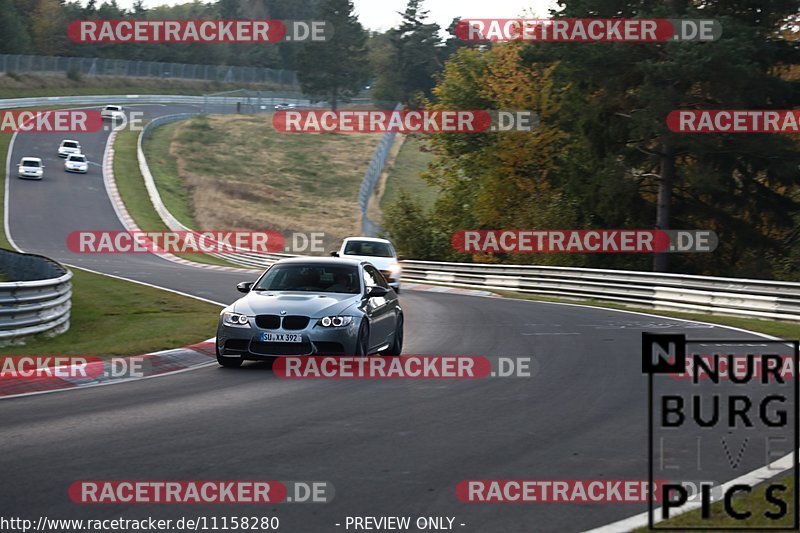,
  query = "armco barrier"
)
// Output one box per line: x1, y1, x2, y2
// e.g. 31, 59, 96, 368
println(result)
0, 93, 314, 111
358, 102, 403, 237
0, 249, 72, 344
400, 260, 800, 321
